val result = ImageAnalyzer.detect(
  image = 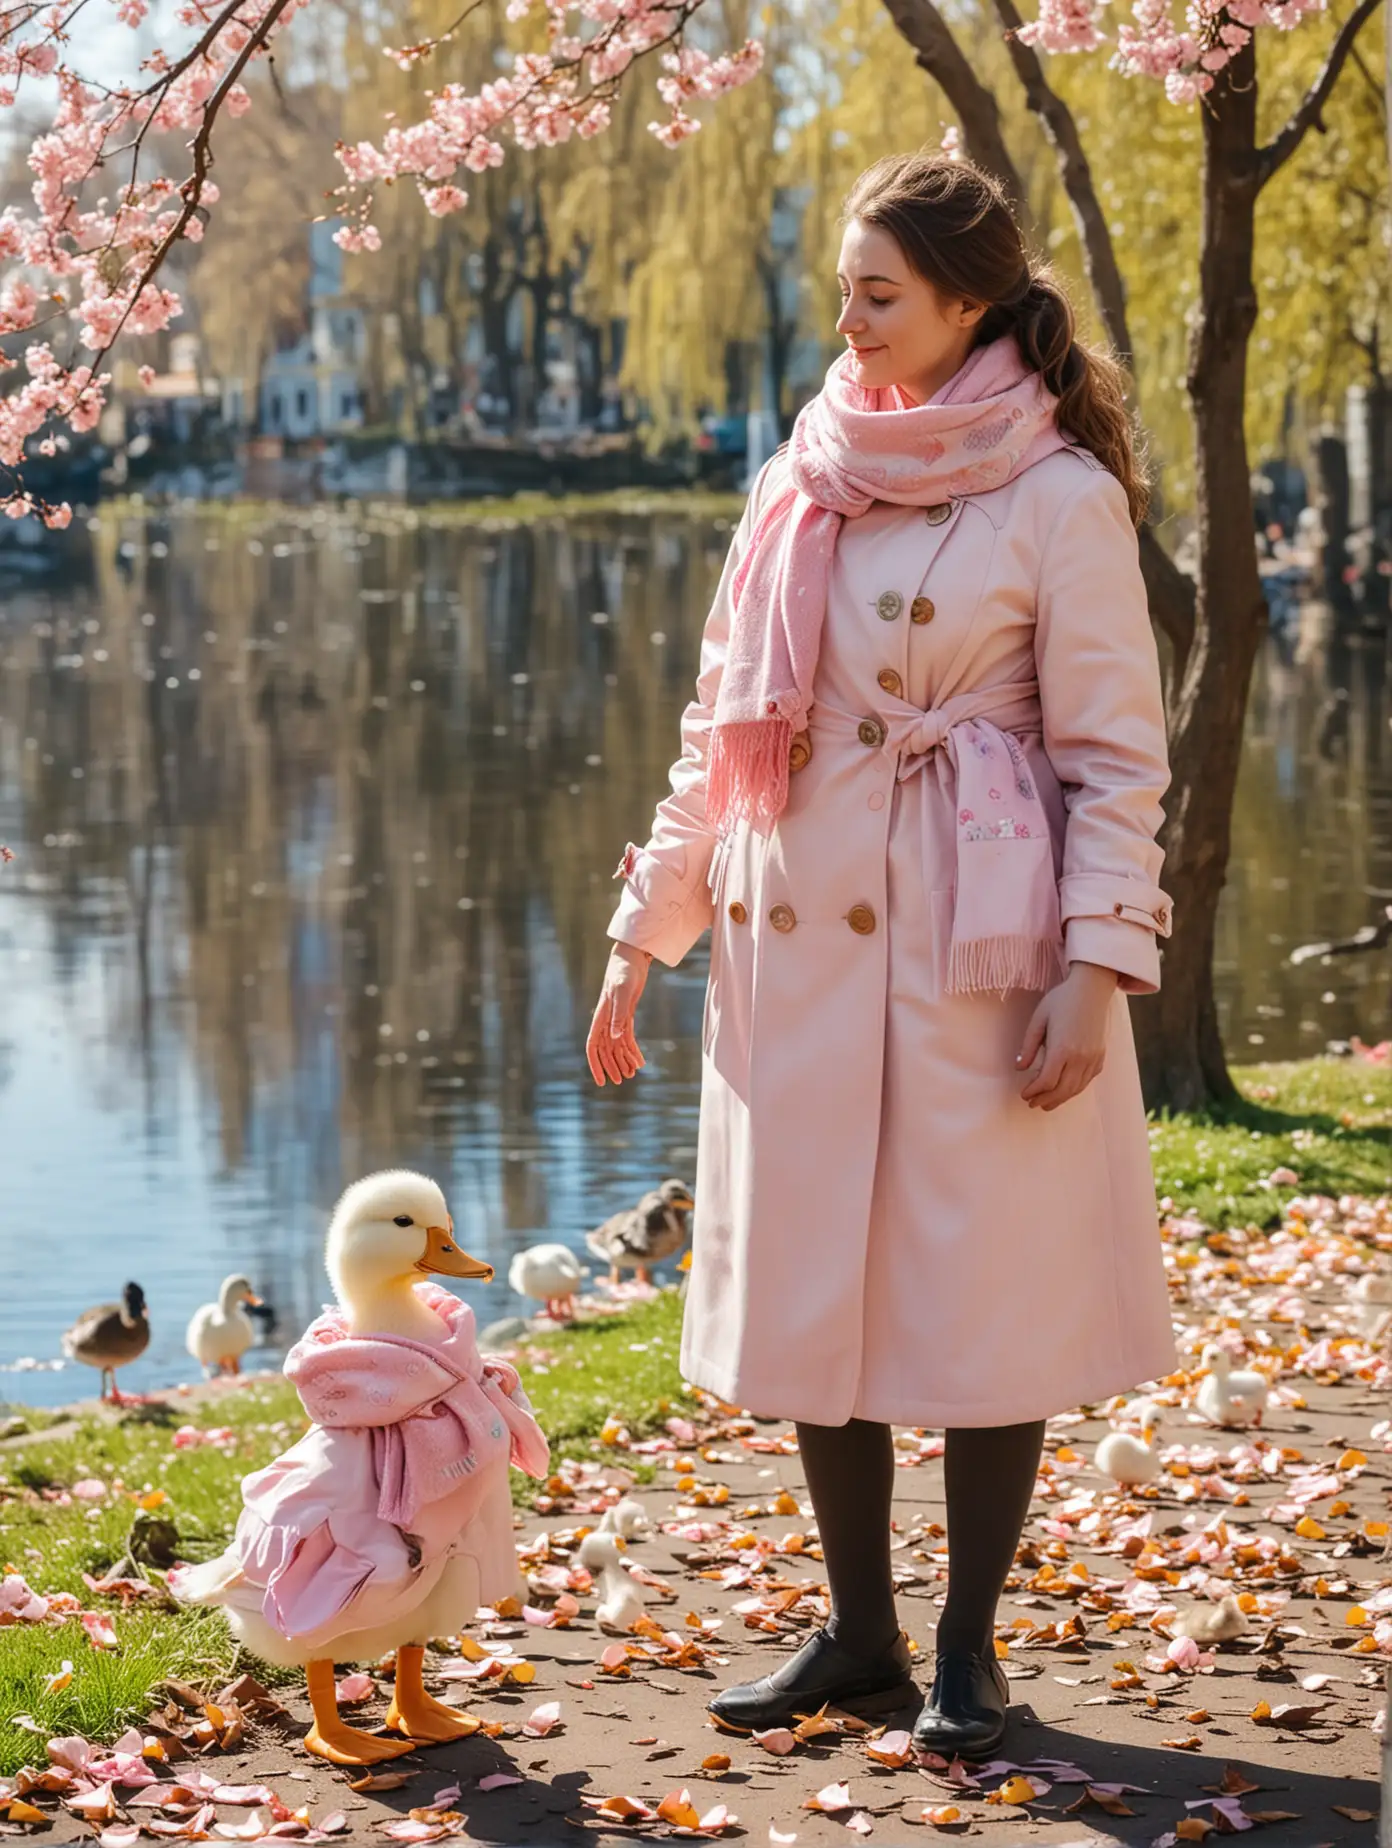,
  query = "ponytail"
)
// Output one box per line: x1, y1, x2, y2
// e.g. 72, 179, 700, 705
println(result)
979, 268, 1150, 527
